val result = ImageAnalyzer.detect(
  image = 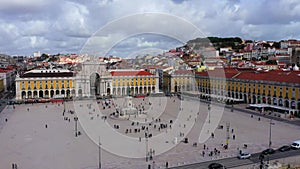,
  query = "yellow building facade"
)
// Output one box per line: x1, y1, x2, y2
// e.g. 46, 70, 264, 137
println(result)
109, 70, 159, 96
15, 69, 75, 99
0, 77, 4, 92
196, 69, 300, 116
